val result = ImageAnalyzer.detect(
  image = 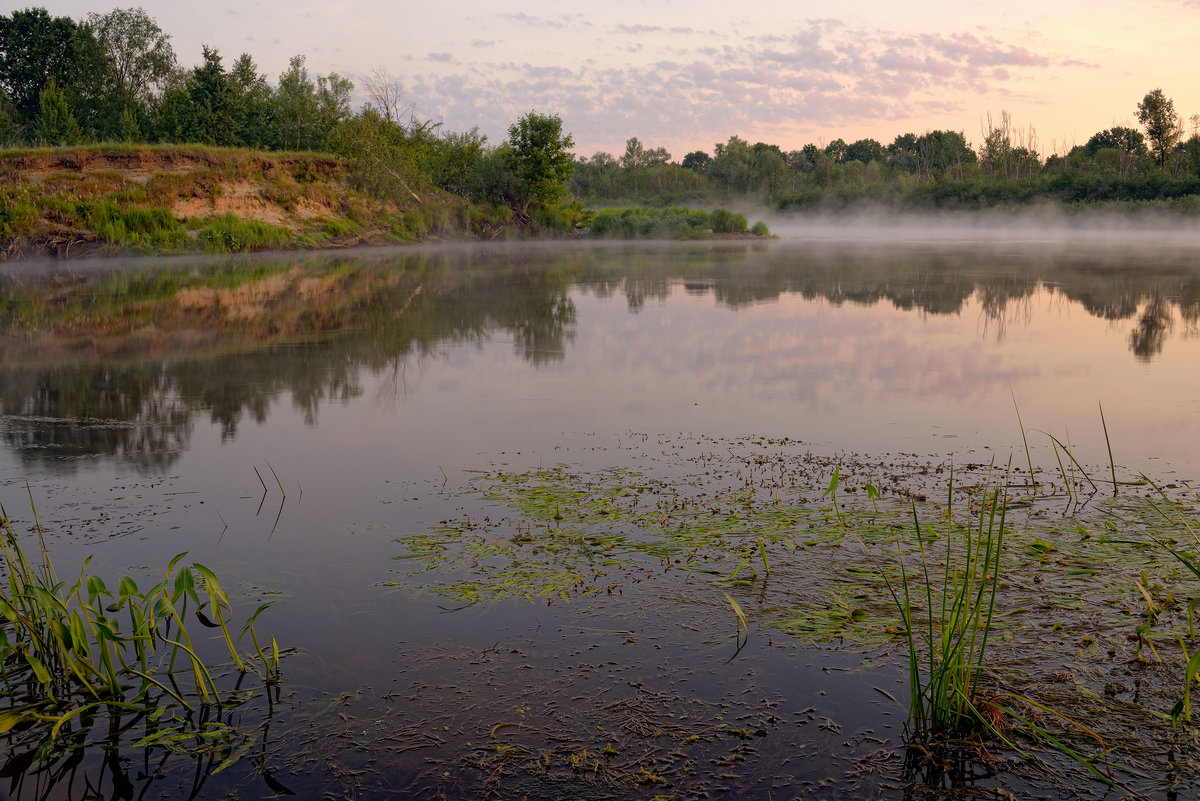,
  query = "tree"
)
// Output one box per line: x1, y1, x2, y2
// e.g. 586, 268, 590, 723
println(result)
272, 55, 319, 150
620, 136, 647, 169
506, 111, 575, 220
1084, 126, 1147, 158
229, 53, 272, 148
85, 8, 175, 123
681, 150, 710, 173
188, 46, 235, 145
362, 66, 409, 125
0, 8, 88, 127
844, 138, 883, 164
1136, 89, 1181, 168
824, 138, 848, 163
34, 79, 81, 145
